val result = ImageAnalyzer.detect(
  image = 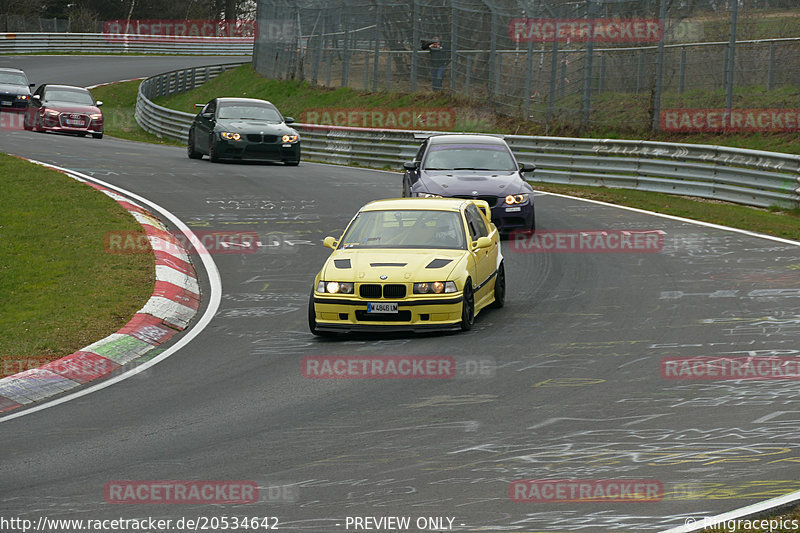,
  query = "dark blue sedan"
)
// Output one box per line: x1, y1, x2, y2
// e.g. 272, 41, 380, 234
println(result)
402, 134, 536, 233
